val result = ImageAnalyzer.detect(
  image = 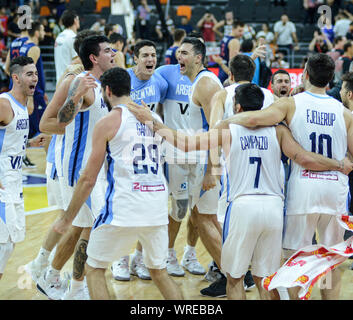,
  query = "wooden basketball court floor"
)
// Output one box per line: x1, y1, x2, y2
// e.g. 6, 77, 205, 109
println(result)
0, 147, 352, 300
